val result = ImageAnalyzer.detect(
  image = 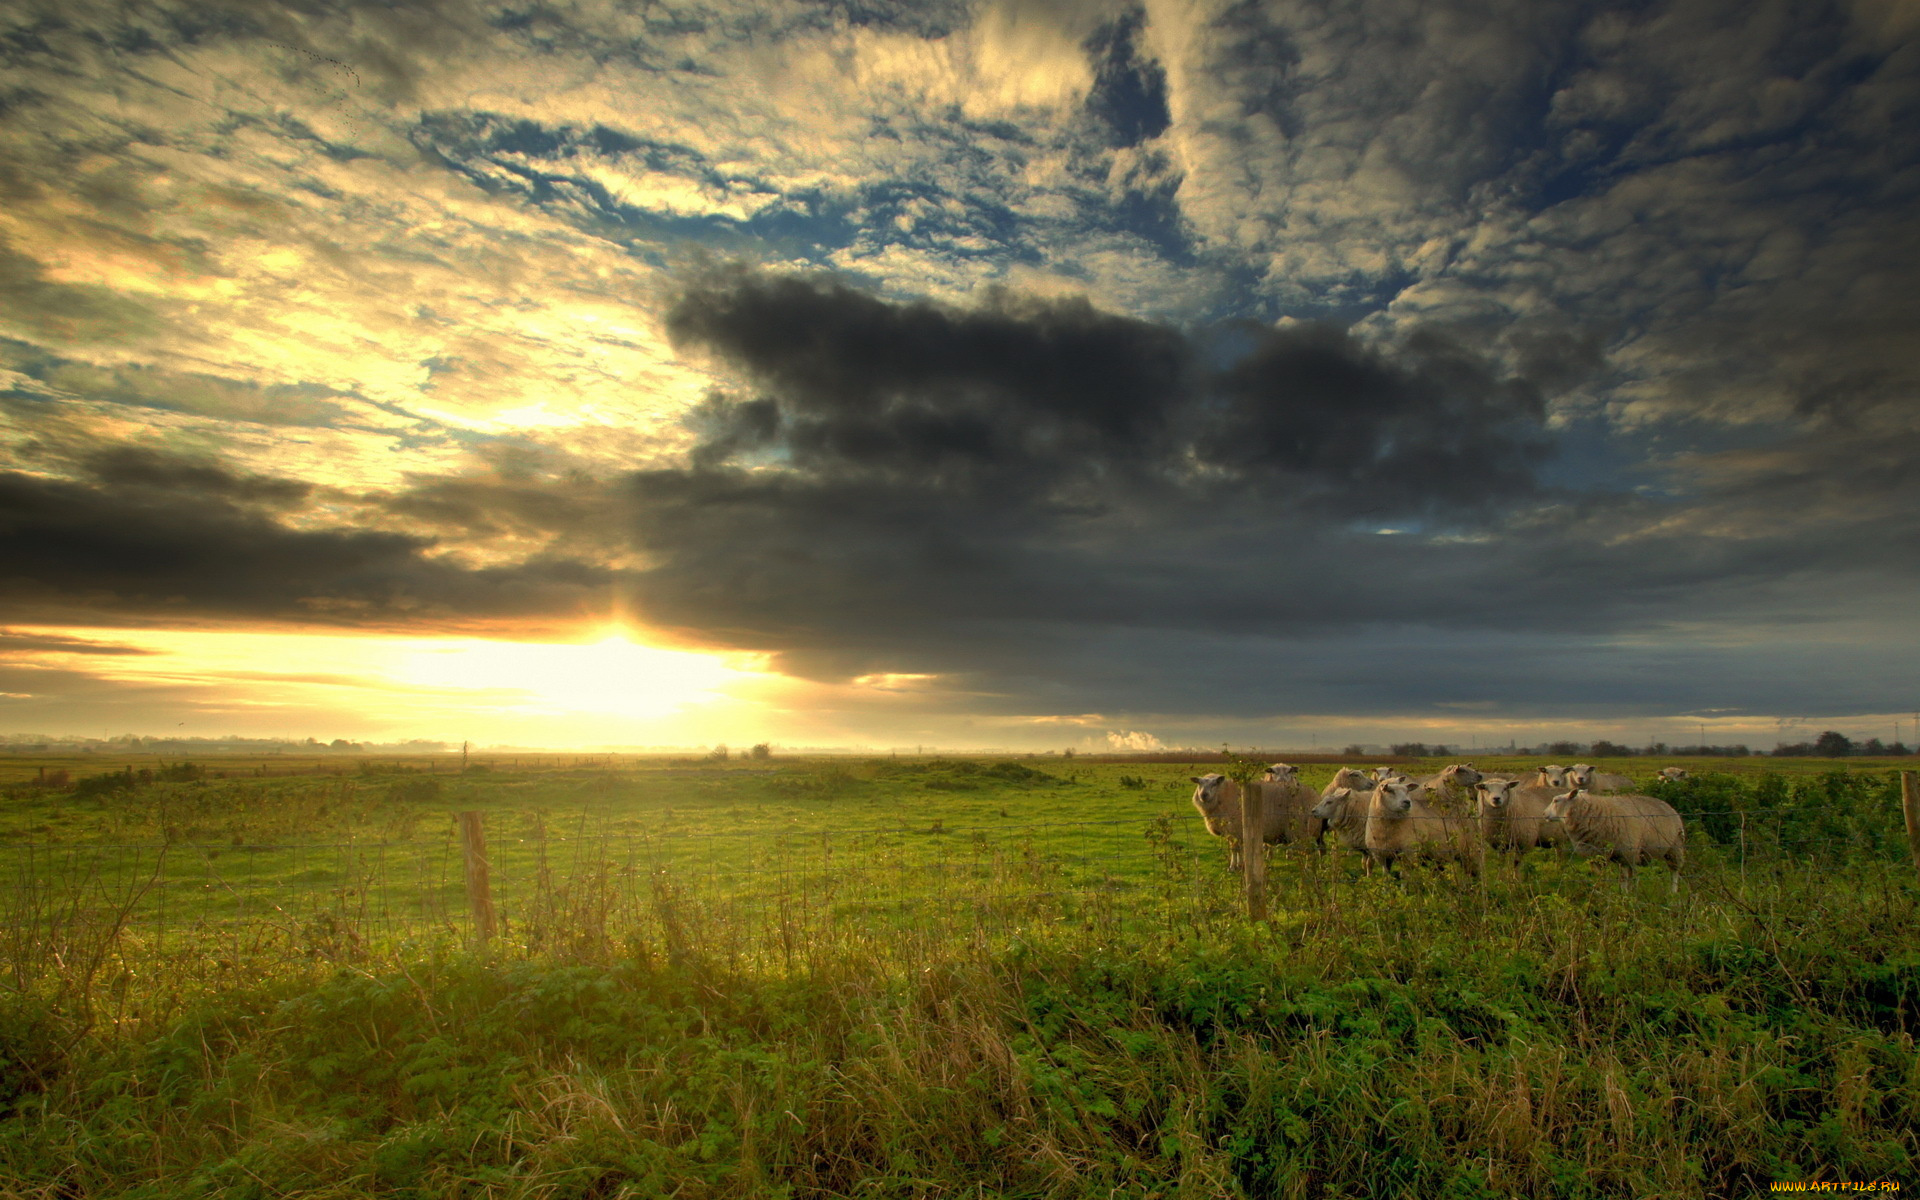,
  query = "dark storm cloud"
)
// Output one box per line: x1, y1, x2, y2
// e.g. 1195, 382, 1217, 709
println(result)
913, 606, 1920, 728
1197, 323, 1550, 511
665, 266, 1552, 508
80, 445, 314, 508
617, 267, 1576, 670
665, 266, 1190, 486
607, 265, 1920, 706
0, 446, 612, 628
